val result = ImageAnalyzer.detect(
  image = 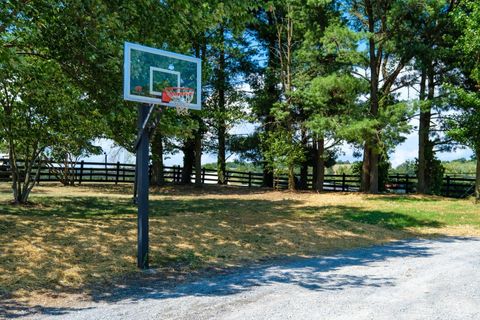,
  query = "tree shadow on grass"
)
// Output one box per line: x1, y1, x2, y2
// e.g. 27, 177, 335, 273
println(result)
74, 183, 134, 195
0, 196, 450, 318
150, 184, 275, 196
367, 195, 449, 202
0, 196, 136, 218
0, 197, 299, 219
